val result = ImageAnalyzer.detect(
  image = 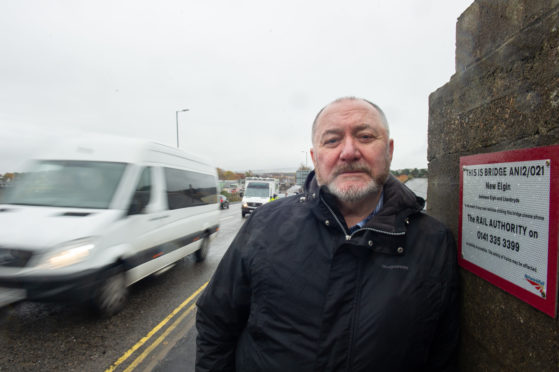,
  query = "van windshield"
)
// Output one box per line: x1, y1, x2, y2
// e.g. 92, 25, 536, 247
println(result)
1, 160, 127, 209
245, 182, 270, 198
